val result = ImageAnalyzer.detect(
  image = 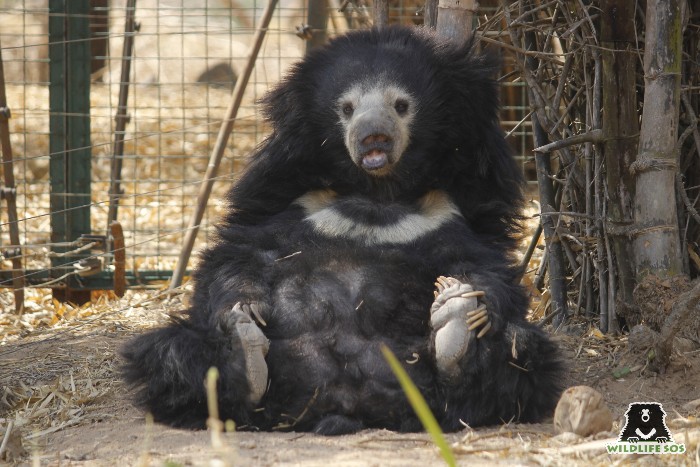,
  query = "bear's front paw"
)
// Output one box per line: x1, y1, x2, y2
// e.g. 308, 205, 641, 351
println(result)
430, 276, 490, 377
224, 304, 270, 404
